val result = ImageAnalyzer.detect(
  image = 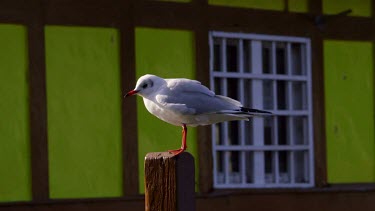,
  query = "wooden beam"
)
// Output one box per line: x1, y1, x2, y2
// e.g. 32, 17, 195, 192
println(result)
119, 0, 140, 195
0, 0, 374, 40
28, 0, 49, 201
207, 5, 315, 37
1, 185, 375, 211
322, 15, 374, 40
308, 0, 322, 15
145, 152, 195, 211
193, 0, 214, 194
134, 1, 196, 30
310, 30, 327, 188
307, 0, 328, 188
372, 1, 375, 191
43, 0, 121, 26
0, 0, 30, 23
